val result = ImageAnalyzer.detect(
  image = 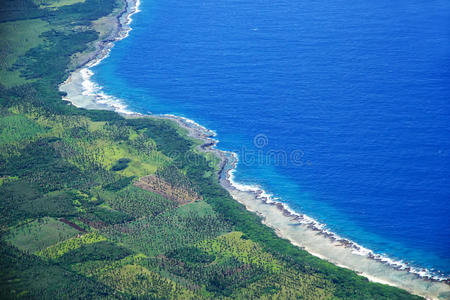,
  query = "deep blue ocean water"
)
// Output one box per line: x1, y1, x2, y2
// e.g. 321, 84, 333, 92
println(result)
92, 0, 450, 276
